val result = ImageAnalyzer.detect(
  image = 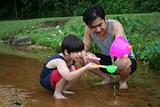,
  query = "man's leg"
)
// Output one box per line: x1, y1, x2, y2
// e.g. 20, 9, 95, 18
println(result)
86, 53, 113, 84
89, 68, 113, 85
114, 57, 132, 89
